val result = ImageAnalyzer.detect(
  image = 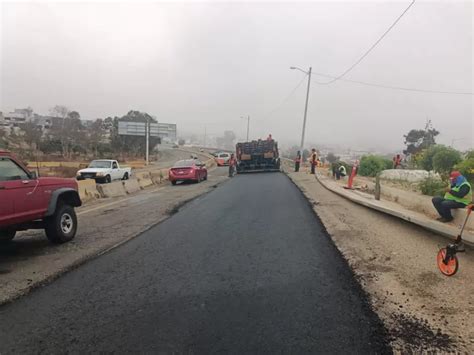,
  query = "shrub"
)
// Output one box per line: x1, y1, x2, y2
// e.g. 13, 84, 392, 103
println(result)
454, 158, 474, 183
418, 145, 461, 175
419, 176, 446, 196
432, 148, 462, 179
358, 155, 392, 177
